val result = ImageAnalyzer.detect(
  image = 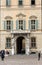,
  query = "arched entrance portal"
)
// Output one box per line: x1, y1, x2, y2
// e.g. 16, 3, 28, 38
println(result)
16, 36, 25, 54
